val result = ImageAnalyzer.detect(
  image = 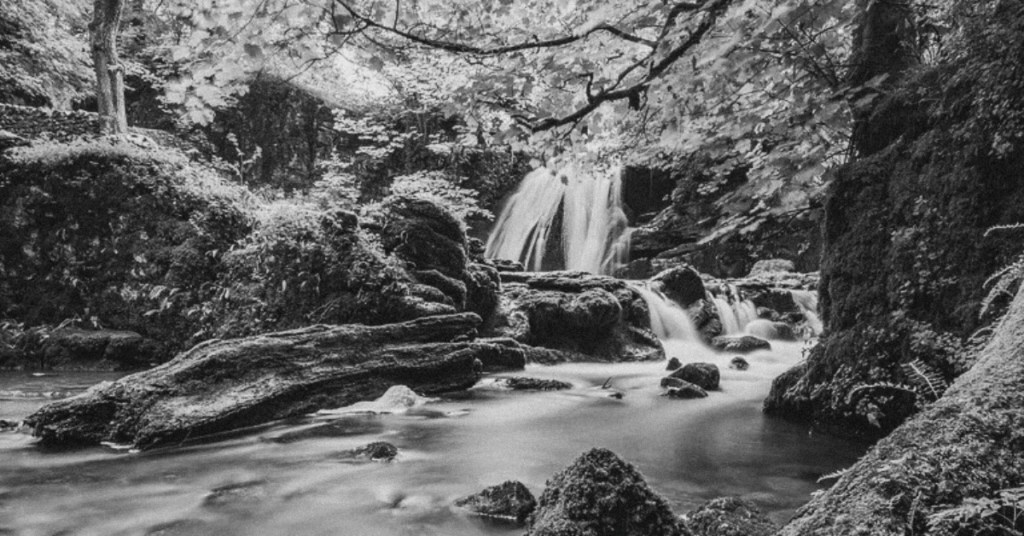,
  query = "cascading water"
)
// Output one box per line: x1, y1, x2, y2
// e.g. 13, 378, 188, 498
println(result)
485, 162, 630, 274
631, 283, 702, 342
